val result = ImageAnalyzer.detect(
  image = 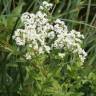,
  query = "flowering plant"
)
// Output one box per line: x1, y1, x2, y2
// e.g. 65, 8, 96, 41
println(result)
13, 1, 87, 63
12, 1, 87, 96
